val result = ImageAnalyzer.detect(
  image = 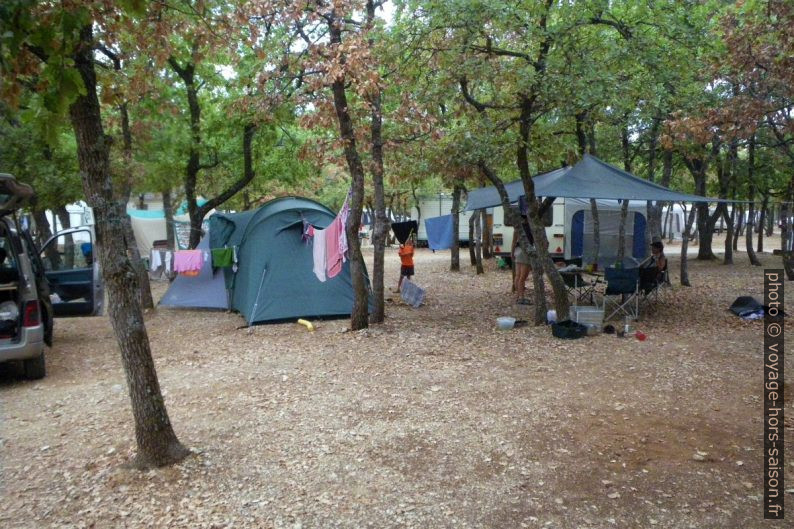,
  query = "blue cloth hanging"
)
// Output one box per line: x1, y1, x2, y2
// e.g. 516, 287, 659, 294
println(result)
425, 215, 454, 250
